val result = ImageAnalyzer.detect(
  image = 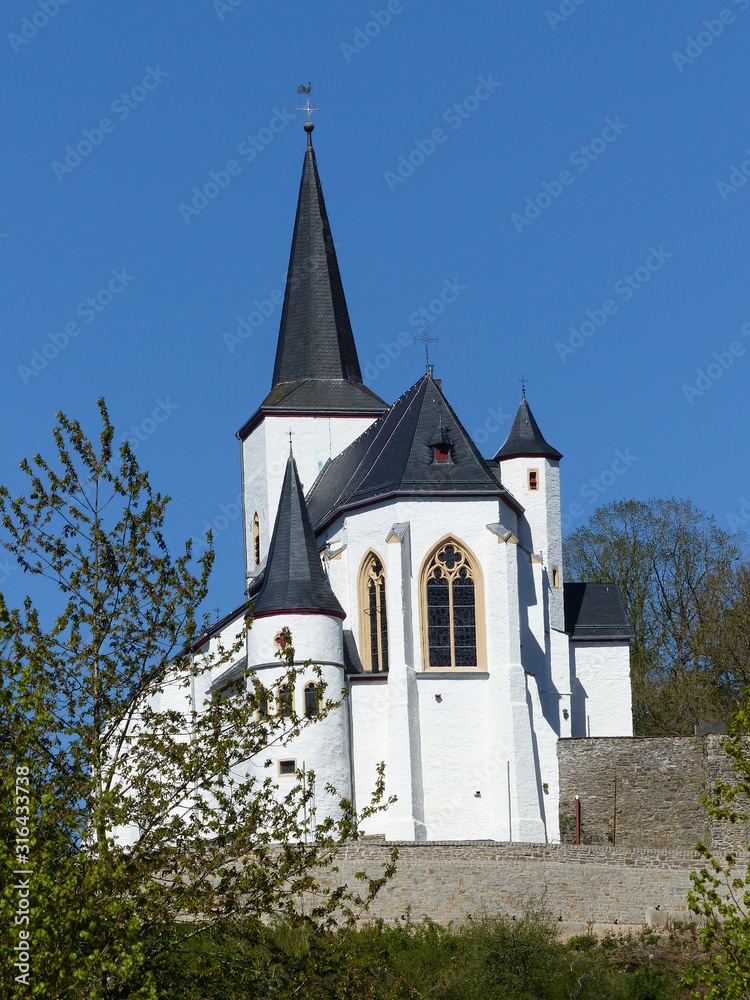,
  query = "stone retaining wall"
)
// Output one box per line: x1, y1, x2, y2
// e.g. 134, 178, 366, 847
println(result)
326, 842, 701, 927
557, 735, 749, 851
